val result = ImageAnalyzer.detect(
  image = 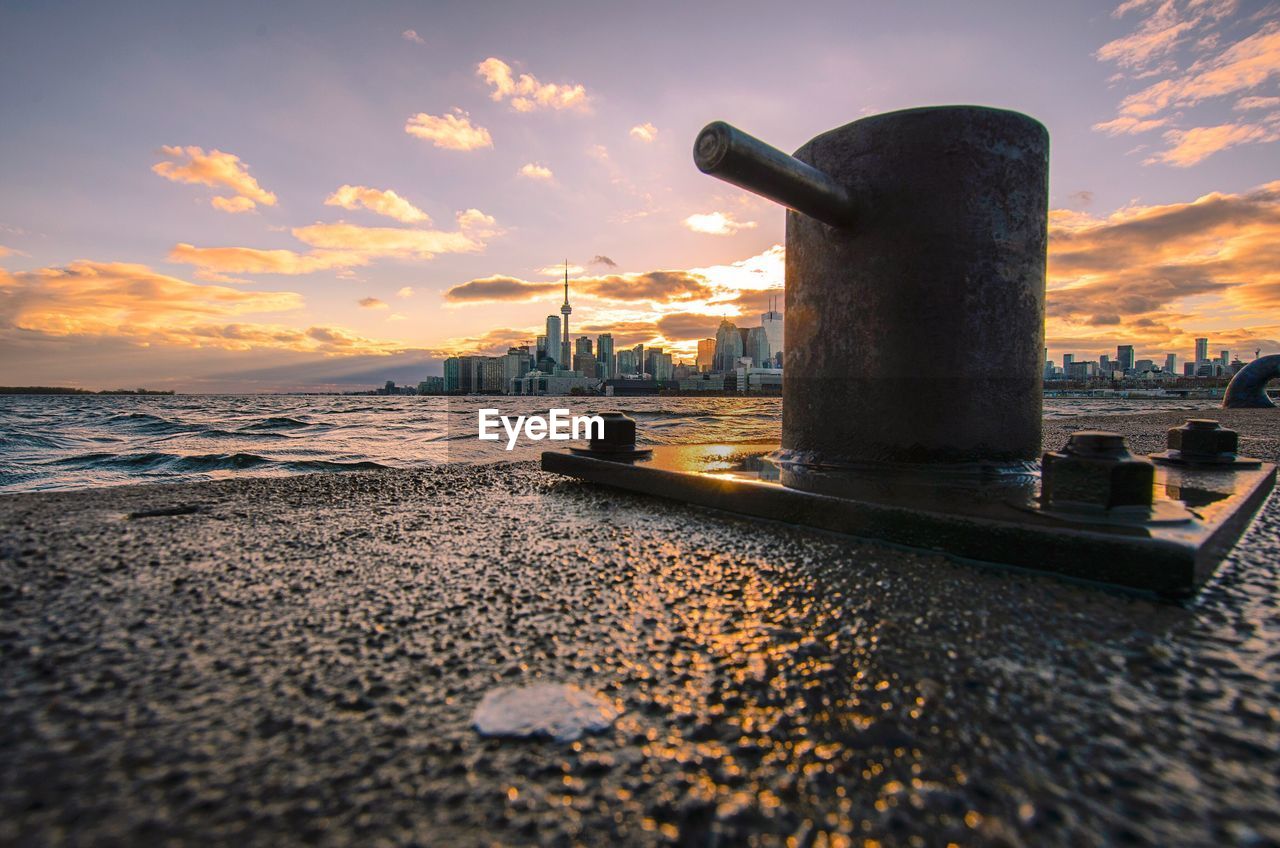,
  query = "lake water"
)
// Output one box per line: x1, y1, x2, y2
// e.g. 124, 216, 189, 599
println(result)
0, 394, 1223, 492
